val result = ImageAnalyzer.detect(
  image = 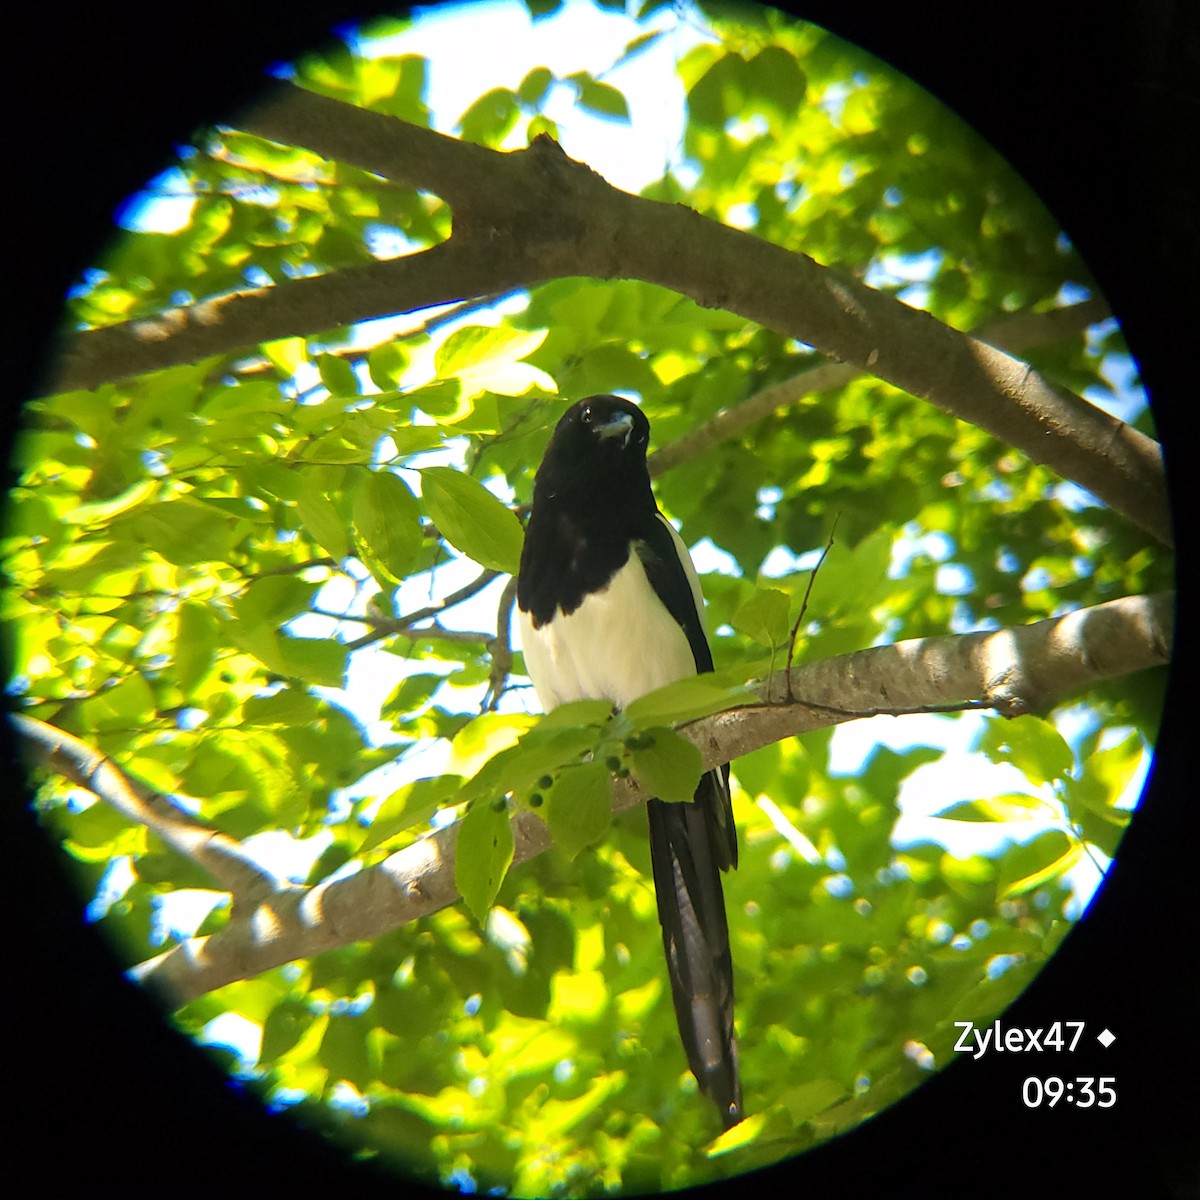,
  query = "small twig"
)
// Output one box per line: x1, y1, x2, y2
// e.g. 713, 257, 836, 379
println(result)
484, 576, 518, 712
345, 622, 493, 652
243, 556, 336, 580
409, 624, 494, 645
319, 567, 502, 651
777, 694, 993, 721
344, 627, 390, 652
784, 514, 839, 702
403, 568, 501, 625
